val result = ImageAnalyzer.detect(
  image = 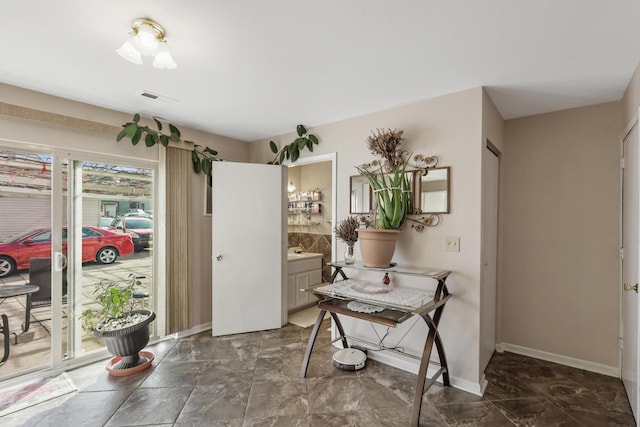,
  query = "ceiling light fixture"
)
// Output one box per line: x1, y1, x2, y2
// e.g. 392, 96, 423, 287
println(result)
116, 18, 177, 69
288, 181, 296, 193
